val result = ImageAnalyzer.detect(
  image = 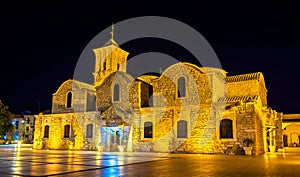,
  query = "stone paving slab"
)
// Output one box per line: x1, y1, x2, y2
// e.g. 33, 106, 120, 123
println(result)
1, 144, 300, 176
